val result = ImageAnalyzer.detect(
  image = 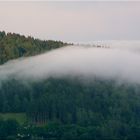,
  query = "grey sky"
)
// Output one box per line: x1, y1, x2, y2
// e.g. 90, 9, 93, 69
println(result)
0, 1, 140, 43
